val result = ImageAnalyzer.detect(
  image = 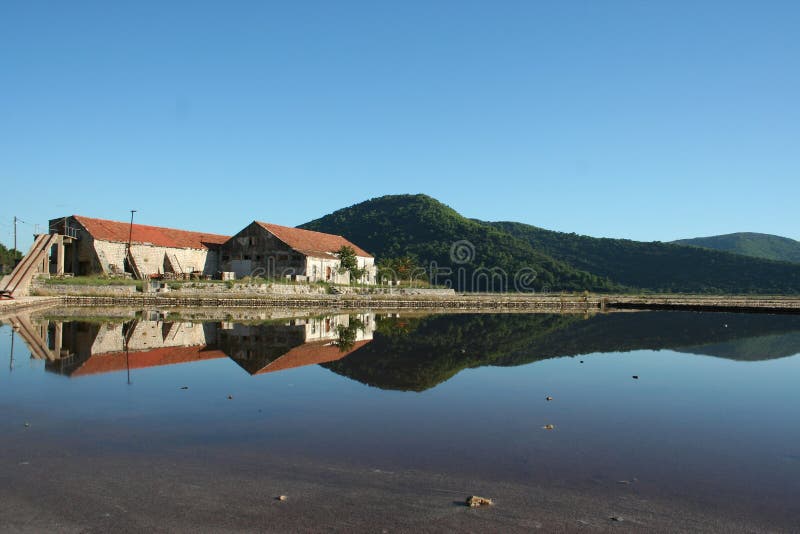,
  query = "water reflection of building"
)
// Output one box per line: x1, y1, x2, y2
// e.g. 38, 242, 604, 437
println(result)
43, 318, 225, 377
216, 313, 374, 375
11, 313, 374, 378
